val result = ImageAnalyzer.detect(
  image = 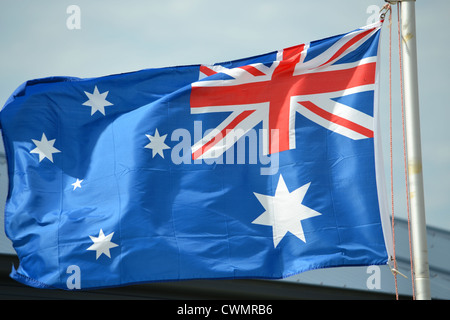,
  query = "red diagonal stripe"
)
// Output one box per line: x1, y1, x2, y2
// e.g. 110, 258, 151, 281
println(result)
298, 101, 373, 138
319, 28, 374, 67
200, 65, 217, 77
238, 65, 266, 76
192, 110, 256, 160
